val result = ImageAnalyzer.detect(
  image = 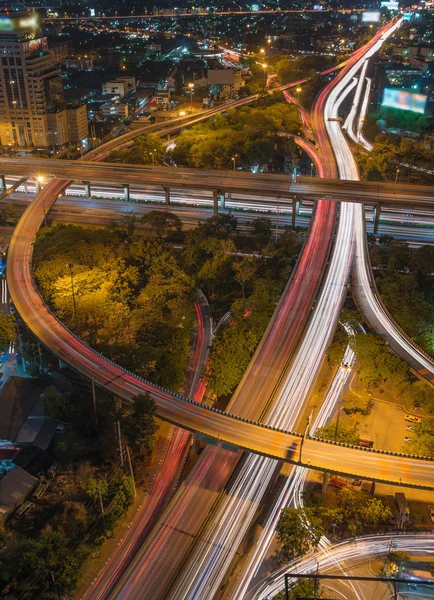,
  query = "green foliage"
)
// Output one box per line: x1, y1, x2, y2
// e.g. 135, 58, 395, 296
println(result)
120, 394, 158, 456
108, 133, 166, 165
0, 204, 19, 226
33, 225, 195, 390
172, 101, 300, 170
277, 507, 324, 560
357, 134, 433, 184
140, 210, 182, 238
0, 312, 15, 347
0, 529, 87, 598
315, 422, 360, 445
349, 333, 409, 389
343, 393, 372, 415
